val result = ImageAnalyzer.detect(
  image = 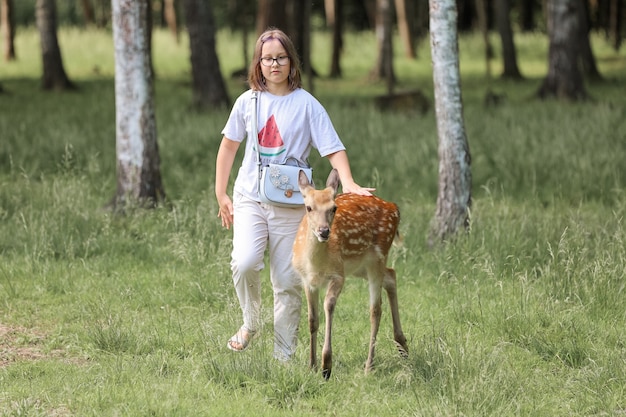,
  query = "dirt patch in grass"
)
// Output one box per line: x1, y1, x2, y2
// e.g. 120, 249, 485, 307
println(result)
0, 323, 64, 367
